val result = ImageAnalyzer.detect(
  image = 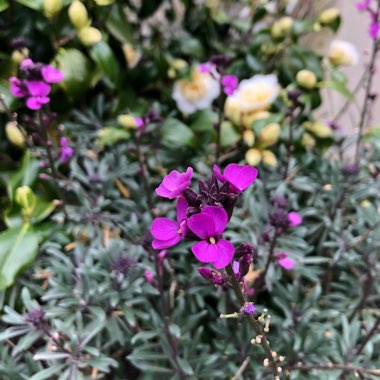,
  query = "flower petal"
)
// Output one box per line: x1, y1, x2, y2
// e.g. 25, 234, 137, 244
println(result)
26, 97, 42, 110
187, 213, 215, 239
278, 257, 295, 270
213, 164, 226, 183
151, 218, 179, 240
152, 235, 181, 250
202, 206, 228, 236
224, 164, 258, 192
287, 211, 302, 227
191, 241, 219, 263
176, 197, 188, 223
211, 239, 234, 269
